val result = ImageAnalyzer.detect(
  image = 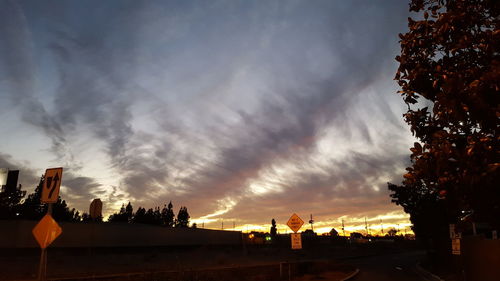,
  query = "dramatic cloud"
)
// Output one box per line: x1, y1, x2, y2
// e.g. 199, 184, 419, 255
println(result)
0, 0, 414, 232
